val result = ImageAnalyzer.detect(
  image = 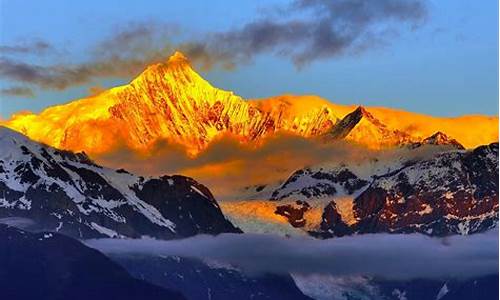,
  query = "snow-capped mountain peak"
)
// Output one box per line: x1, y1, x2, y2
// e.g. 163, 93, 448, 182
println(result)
0, 126, 239, 239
